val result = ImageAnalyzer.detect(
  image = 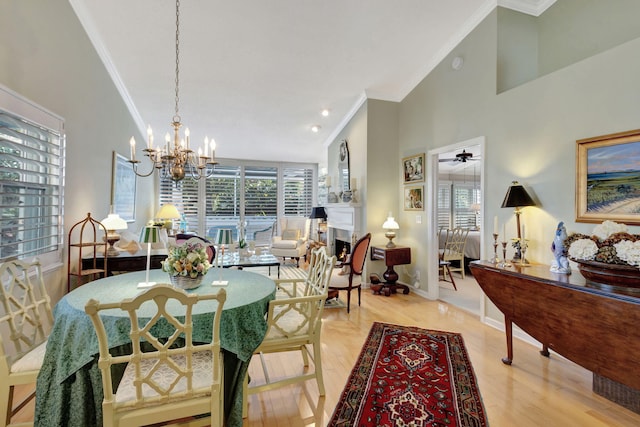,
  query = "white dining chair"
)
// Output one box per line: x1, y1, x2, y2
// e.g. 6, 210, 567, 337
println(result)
0, 259, 53, 427
243, 247, 336, 416
84, 284, 226, 427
